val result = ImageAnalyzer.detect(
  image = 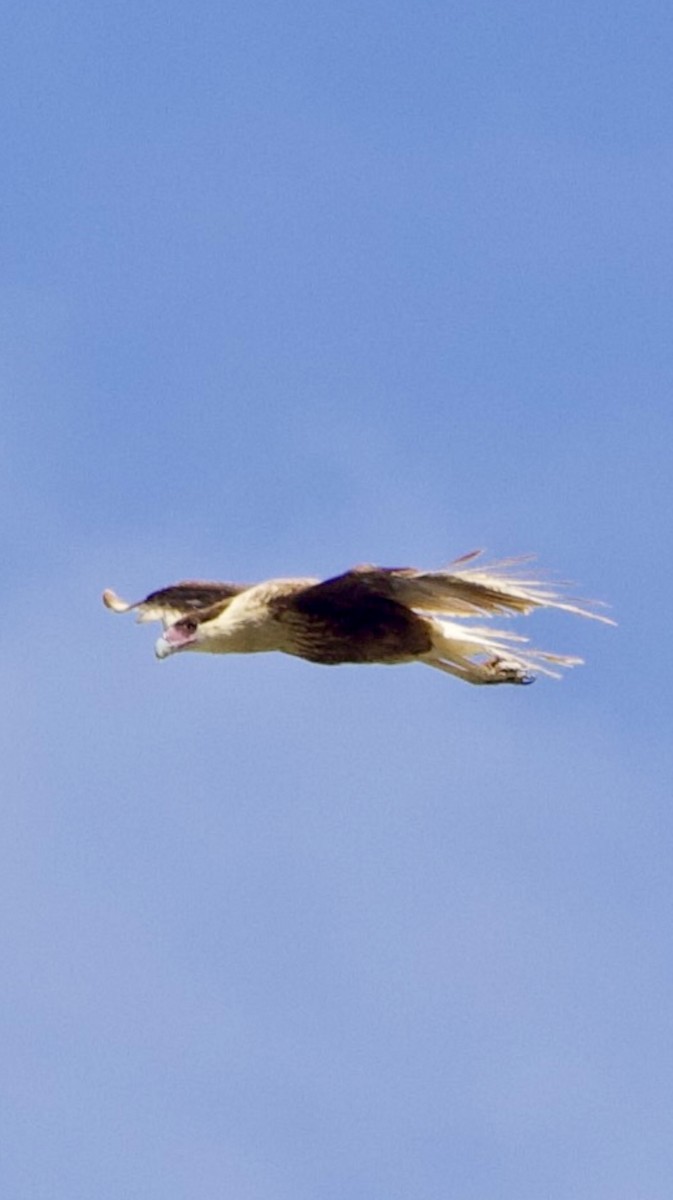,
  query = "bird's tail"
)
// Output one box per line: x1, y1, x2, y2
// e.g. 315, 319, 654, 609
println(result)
422, 618, 583, 685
